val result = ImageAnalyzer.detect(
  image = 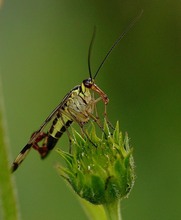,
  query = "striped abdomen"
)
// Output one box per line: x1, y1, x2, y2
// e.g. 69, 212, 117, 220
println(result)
44, 113, 73, 156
